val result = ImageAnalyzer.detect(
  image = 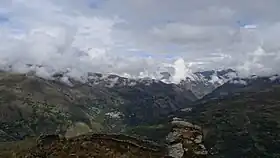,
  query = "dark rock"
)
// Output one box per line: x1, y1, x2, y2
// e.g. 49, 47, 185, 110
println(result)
36, 134, 61, 147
